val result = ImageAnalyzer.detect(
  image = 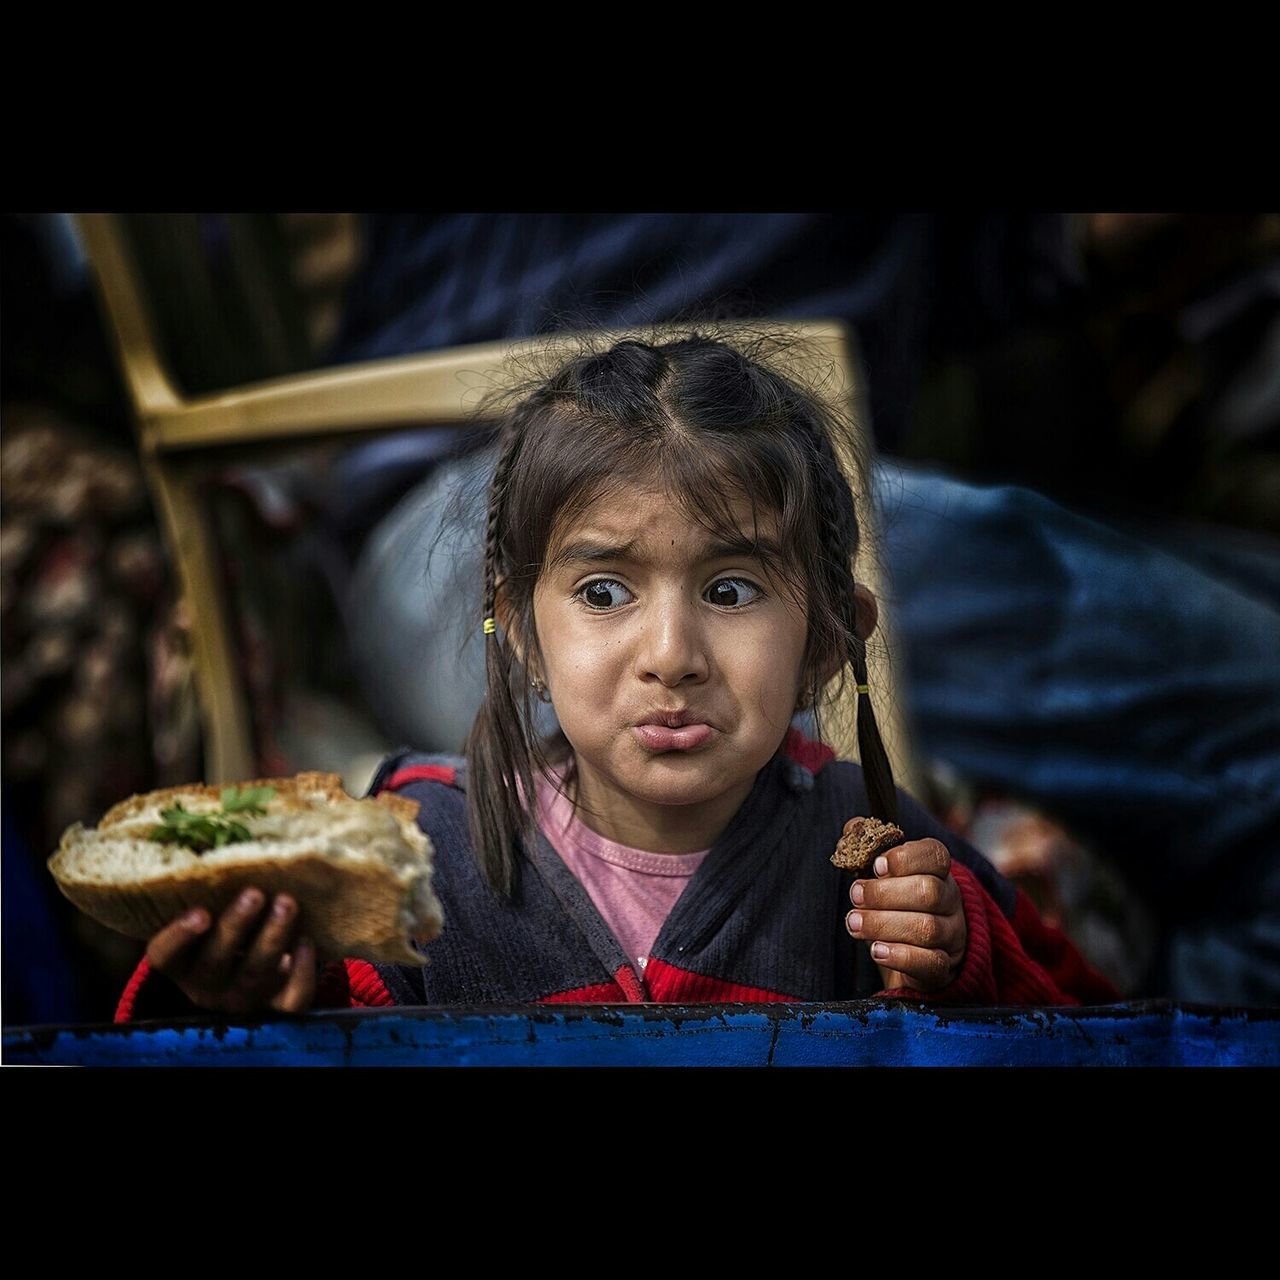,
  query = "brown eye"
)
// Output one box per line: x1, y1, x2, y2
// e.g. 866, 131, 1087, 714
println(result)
580, 579, 634, 609
705, 578, 761, 608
